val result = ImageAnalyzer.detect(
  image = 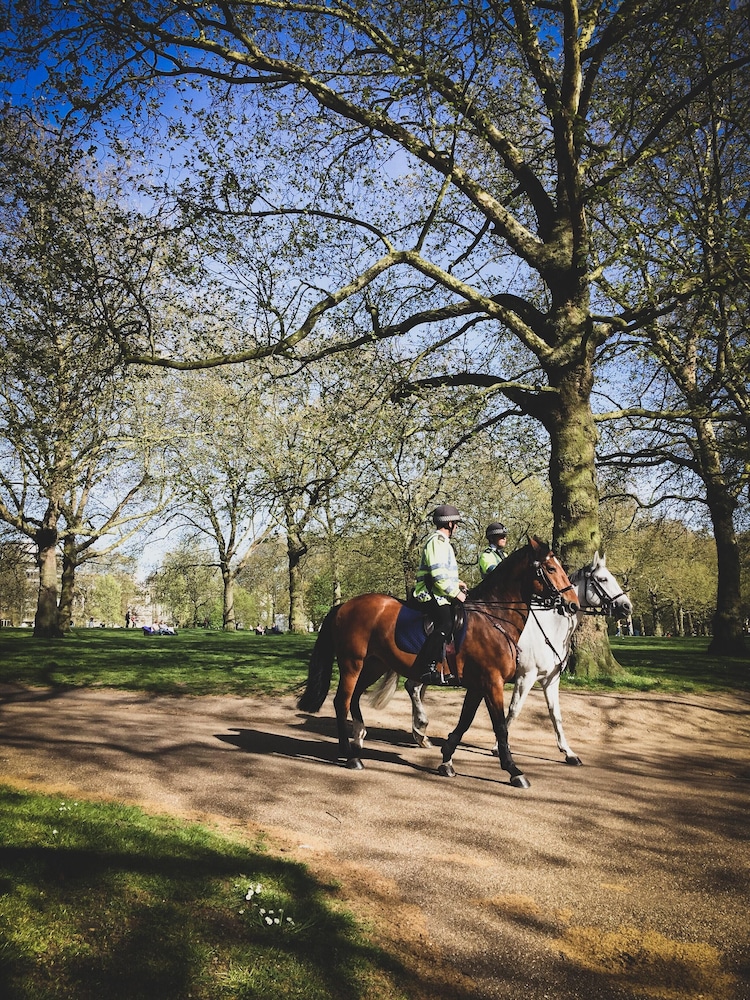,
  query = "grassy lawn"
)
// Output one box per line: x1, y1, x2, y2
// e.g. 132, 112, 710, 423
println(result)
584, 636, 750, 693
0, 628, 316, 696
0, 785, 410, 1000
0, 627, 746, 697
